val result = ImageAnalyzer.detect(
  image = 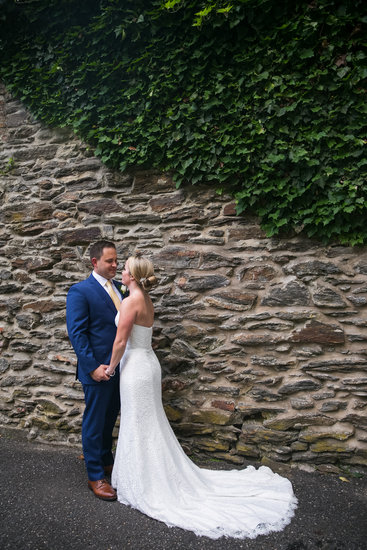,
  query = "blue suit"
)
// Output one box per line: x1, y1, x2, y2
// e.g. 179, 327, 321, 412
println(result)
66, 274, 125, 481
